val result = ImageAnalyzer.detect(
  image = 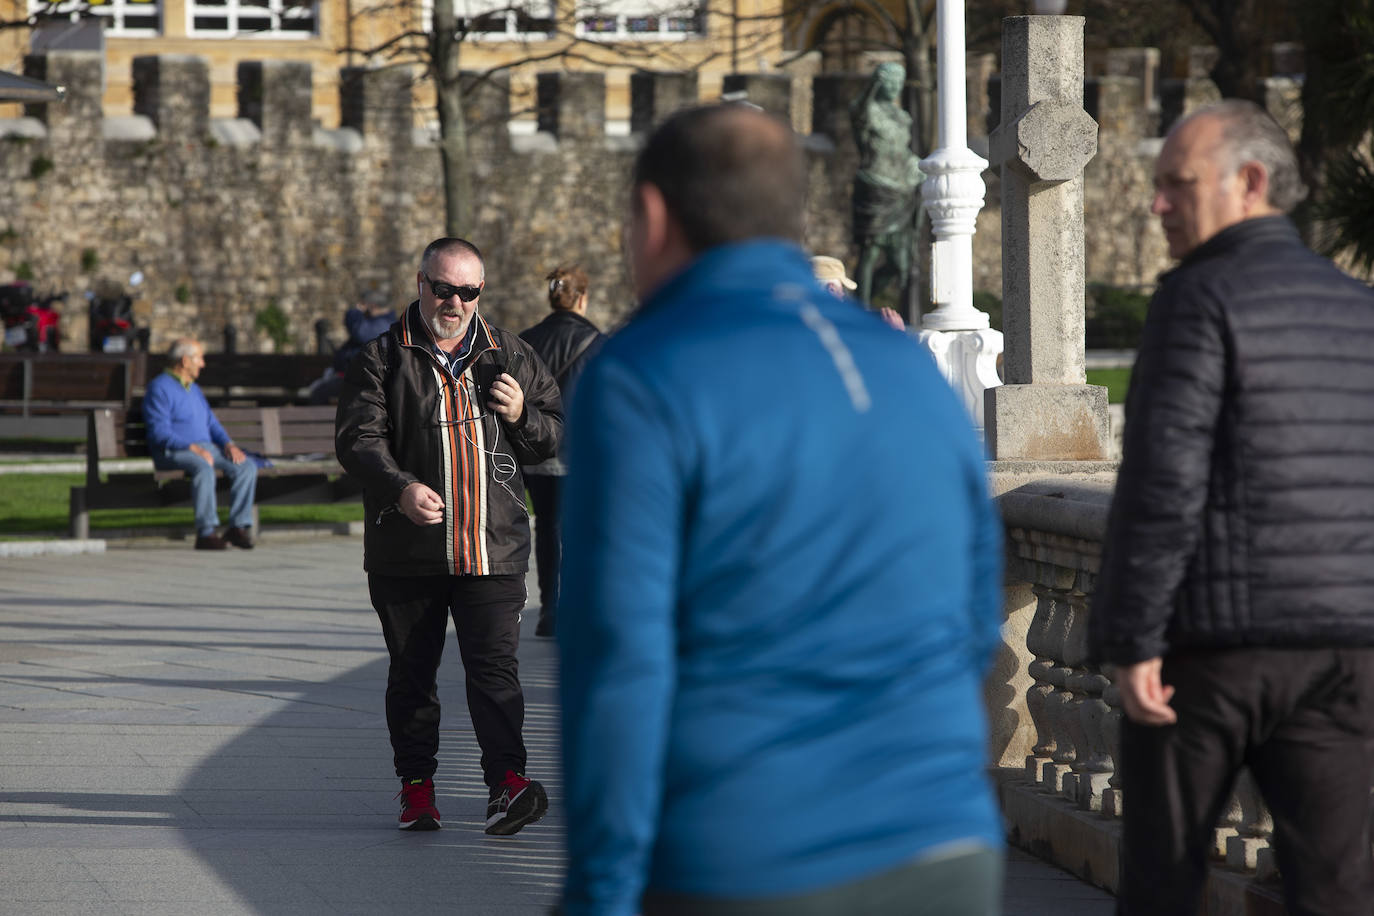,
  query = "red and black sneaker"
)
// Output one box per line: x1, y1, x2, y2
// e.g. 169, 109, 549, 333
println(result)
396, 777, 441, 831
484, 770, 547, 836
